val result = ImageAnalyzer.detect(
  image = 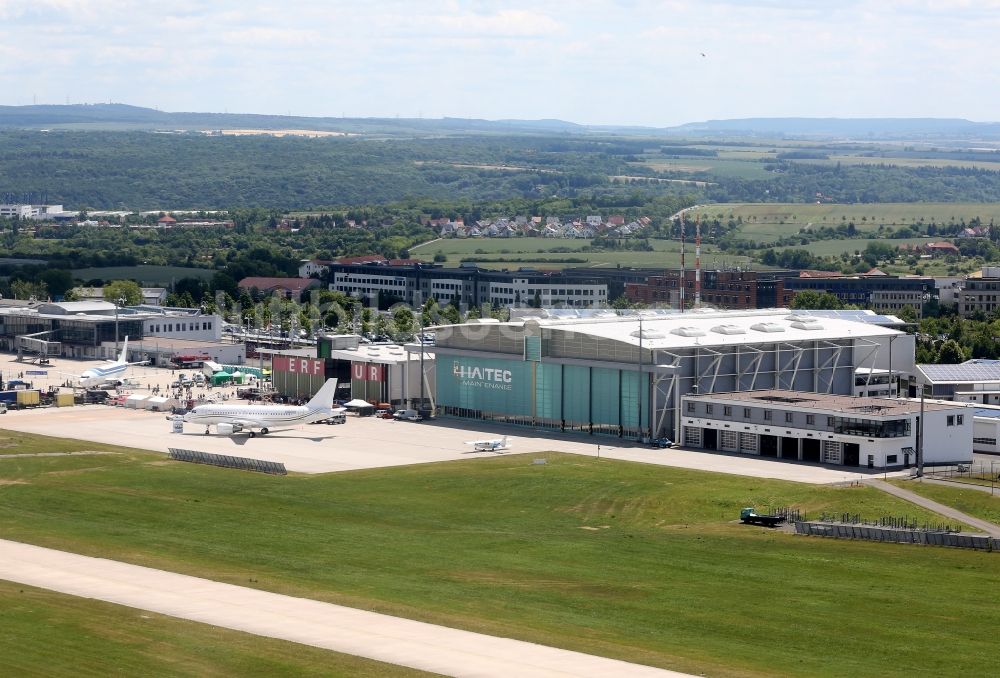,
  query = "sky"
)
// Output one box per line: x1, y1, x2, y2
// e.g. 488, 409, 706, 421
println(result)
1, 0, 999, 127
